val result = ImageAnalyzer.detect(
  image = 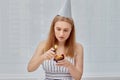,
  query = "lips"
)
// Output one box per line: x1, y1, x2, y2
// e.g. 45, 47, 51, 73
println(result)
59, 37, 64, 39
